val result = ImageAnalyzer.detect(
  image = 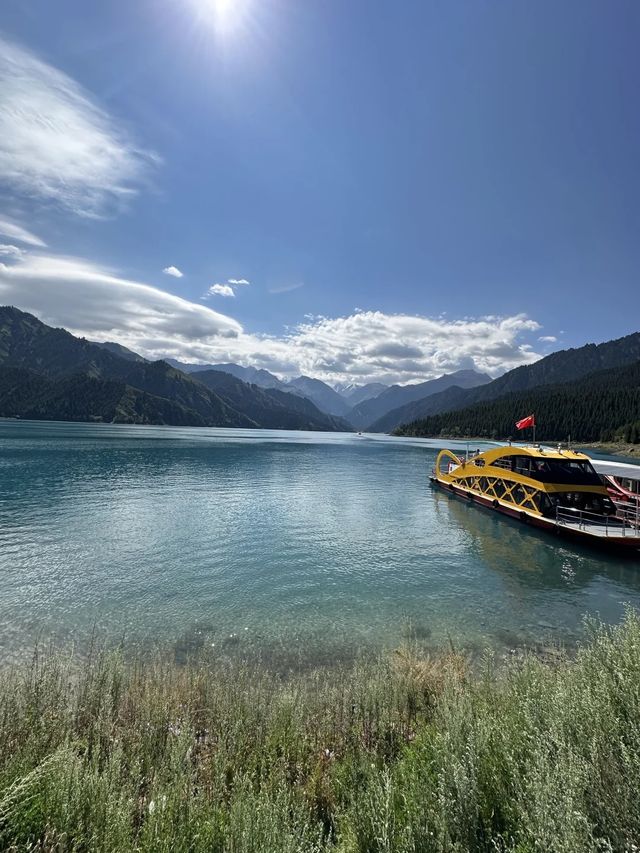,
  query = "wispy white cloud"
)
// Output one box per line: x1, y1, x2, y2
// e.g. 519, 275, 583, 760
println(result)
0, 217, 46, 247
227, 278, 249, 285
0, 244, 26, 259
207, 283, 235, 297
538, 335, 557, 343
0, 35, 157, 216
163, 265, 184, 278
269, 282, 304, 294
